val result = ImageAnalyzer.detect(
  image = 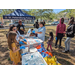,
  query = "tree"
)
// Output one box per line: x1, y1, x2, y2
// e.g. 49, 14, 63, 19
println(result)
66, 9, 75, 18
25, 9, 54, 20
0, 9, 15, 17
